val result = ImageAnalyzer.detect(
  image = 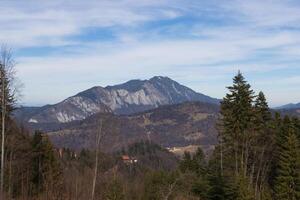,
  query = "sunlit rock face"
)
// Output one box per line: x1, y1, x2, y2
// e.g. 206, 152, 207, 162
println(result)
19, 76, 220, 124
78, 76, 219, 115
